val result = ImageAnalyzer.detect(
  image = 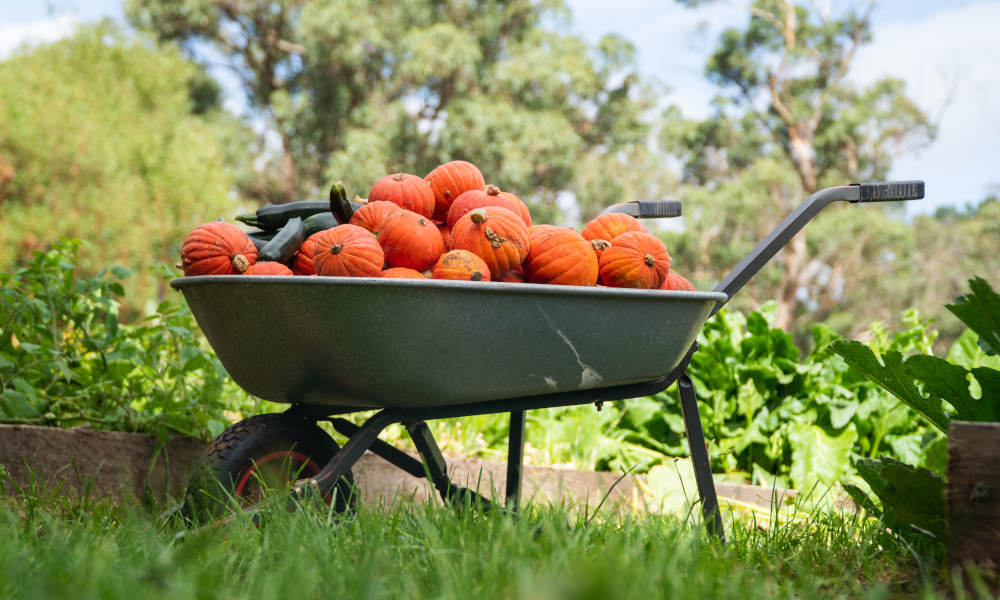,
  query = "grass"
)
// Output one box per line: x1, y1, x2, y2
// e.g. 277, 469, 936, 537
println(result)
1, 477, 992, 600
